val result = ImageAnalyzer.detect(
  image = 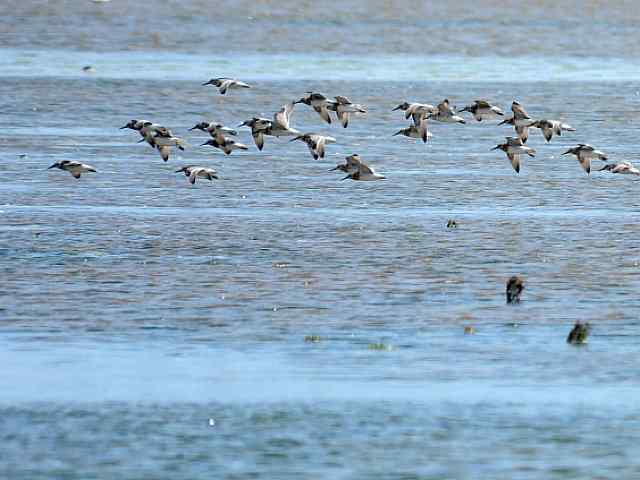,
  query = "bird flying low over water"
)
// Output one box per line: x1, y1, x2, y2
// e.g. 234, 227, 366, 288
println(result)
492, 136, 536, 173
528, 119, 575, 143
334, 95, 367, 128
150, 132, 186, 162
237, 117, 272, 151
175, 166, 219, 184
562, 144, 607, 174
330, 154, 362, 174
238, 103, 300, 150
338, 154, 385, 181
459, 100, 504, 122
598, 162, 640, 176
202, 78, 251, 95
201, 138, 249, 155
48, 160, 96, 179
499, 101, 534, 143
294, 92, 336, 124
290, 134, 336, 160
427, 99, 465, 124
393, 102, 438, 126
190, 122, 238, 144
393, 119, 432, 143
